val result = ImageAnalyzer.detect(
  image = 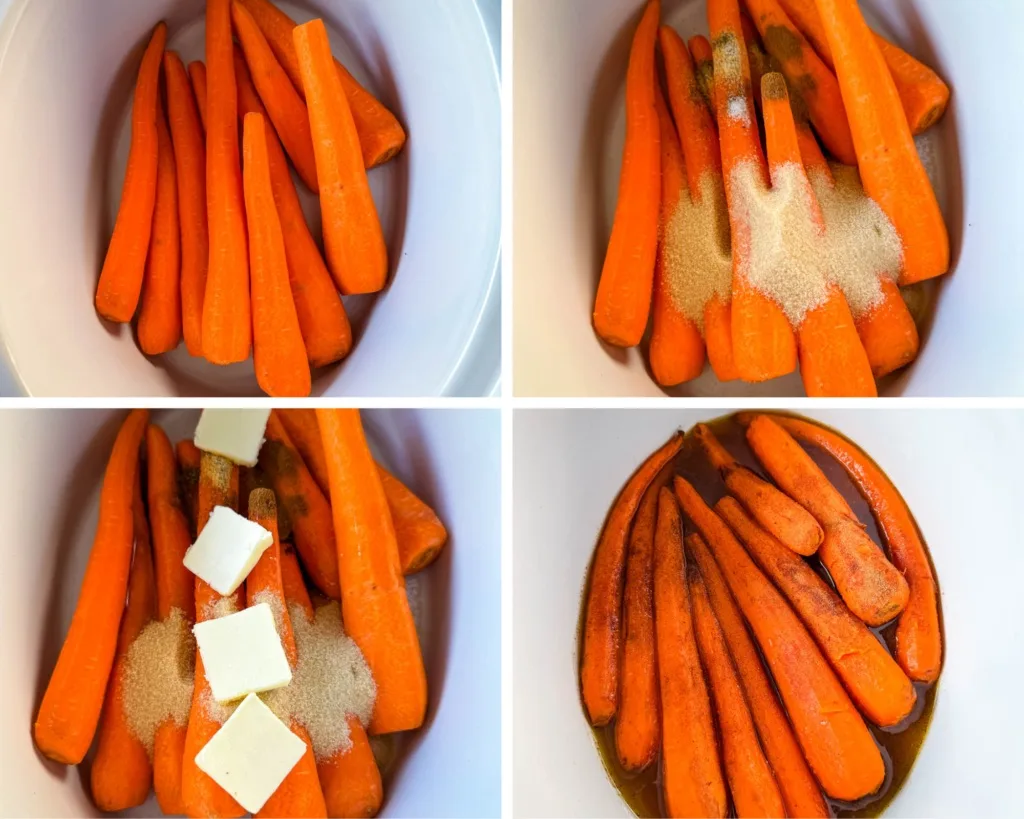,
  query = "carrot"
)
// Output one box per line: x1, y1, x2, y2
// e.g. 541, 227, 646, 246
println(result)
758, 413, 942, 682
95, 24, 166, 323
745, 415, 909, 625
816, 0, 949, 284
246, 489, 297, 662
33, 410, 148, 764
176, 439, 201, 539
581, 432, 684, 726
232, 1, 319, 191
316, 409, 427, 735
673, 475, 885, 801
688, 561, 785, 819
256, 723, 326, 819
686, 534, 829, 818
593, 0, 660, 348
688, 35, 717, 110
694, 422, 823, 554
203, 0, 252, 365
147, 426, 195, 619
234, 51, 353, 369
189, 61, 208, 131
653, 489, 726, 819
294, 19, 389, 296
